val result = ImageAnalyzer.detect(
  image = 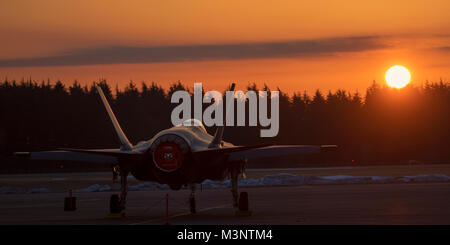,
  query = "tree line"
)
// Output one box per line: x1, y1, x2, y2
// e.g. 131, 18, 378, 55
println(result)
0, 78, 449, 164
